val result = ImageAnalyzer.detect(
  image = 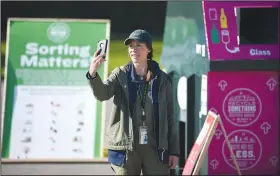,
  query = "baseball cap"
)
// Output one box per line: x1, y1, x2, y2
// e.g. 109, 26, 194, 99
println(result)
124, 29, 152, 49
